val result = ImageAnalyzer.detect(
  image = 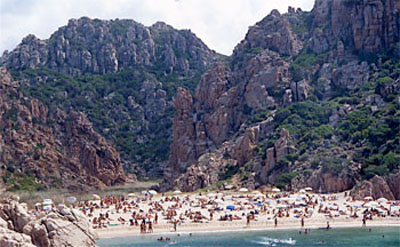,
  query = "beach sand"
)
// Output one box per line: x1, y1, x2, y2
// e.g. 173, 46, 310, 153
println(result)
95, 217, 400, 238
81, 191, 400, 239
